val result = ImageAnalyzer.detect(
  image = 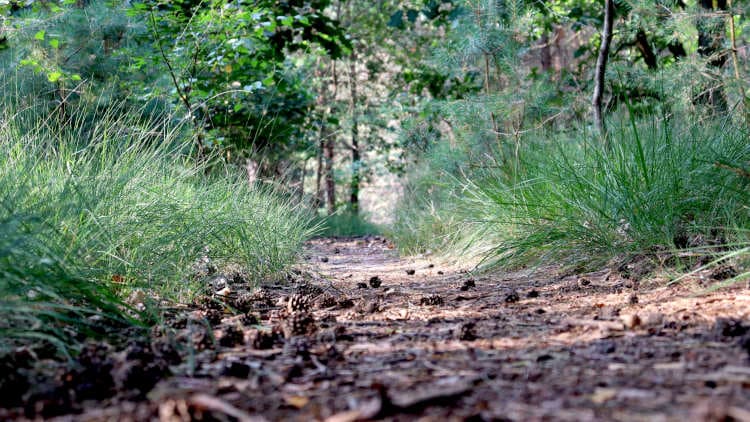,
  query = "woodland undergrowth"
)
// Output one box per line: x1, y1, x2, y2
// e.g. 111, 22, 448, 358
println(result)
0, 92, 314, 357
